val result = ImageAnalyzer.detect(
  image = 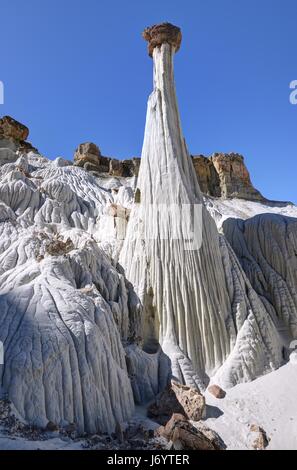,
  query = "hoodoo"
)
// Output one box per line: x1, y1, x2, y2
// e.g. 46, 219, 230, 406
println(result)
120, 23, 284, 390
